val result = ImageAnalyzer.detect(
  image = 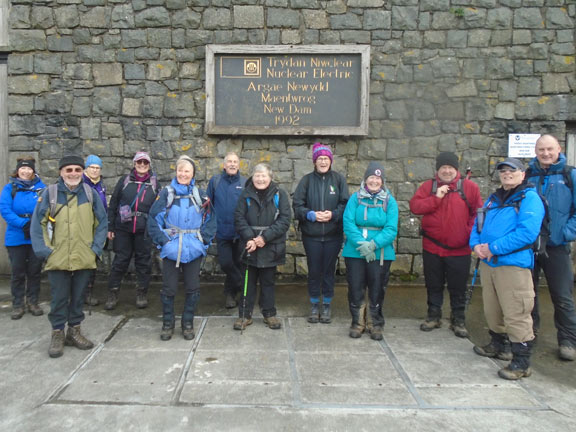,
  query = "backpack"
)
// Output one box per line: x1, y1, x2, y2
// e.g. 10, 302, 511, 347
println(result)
45, 183, 94, 241
11, 183, 44, 199
163, 184, 210, 226
430, 178, 473, 211
525, 165, 574, 194
122, 173, 158, 194
246, 192, 280, 221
